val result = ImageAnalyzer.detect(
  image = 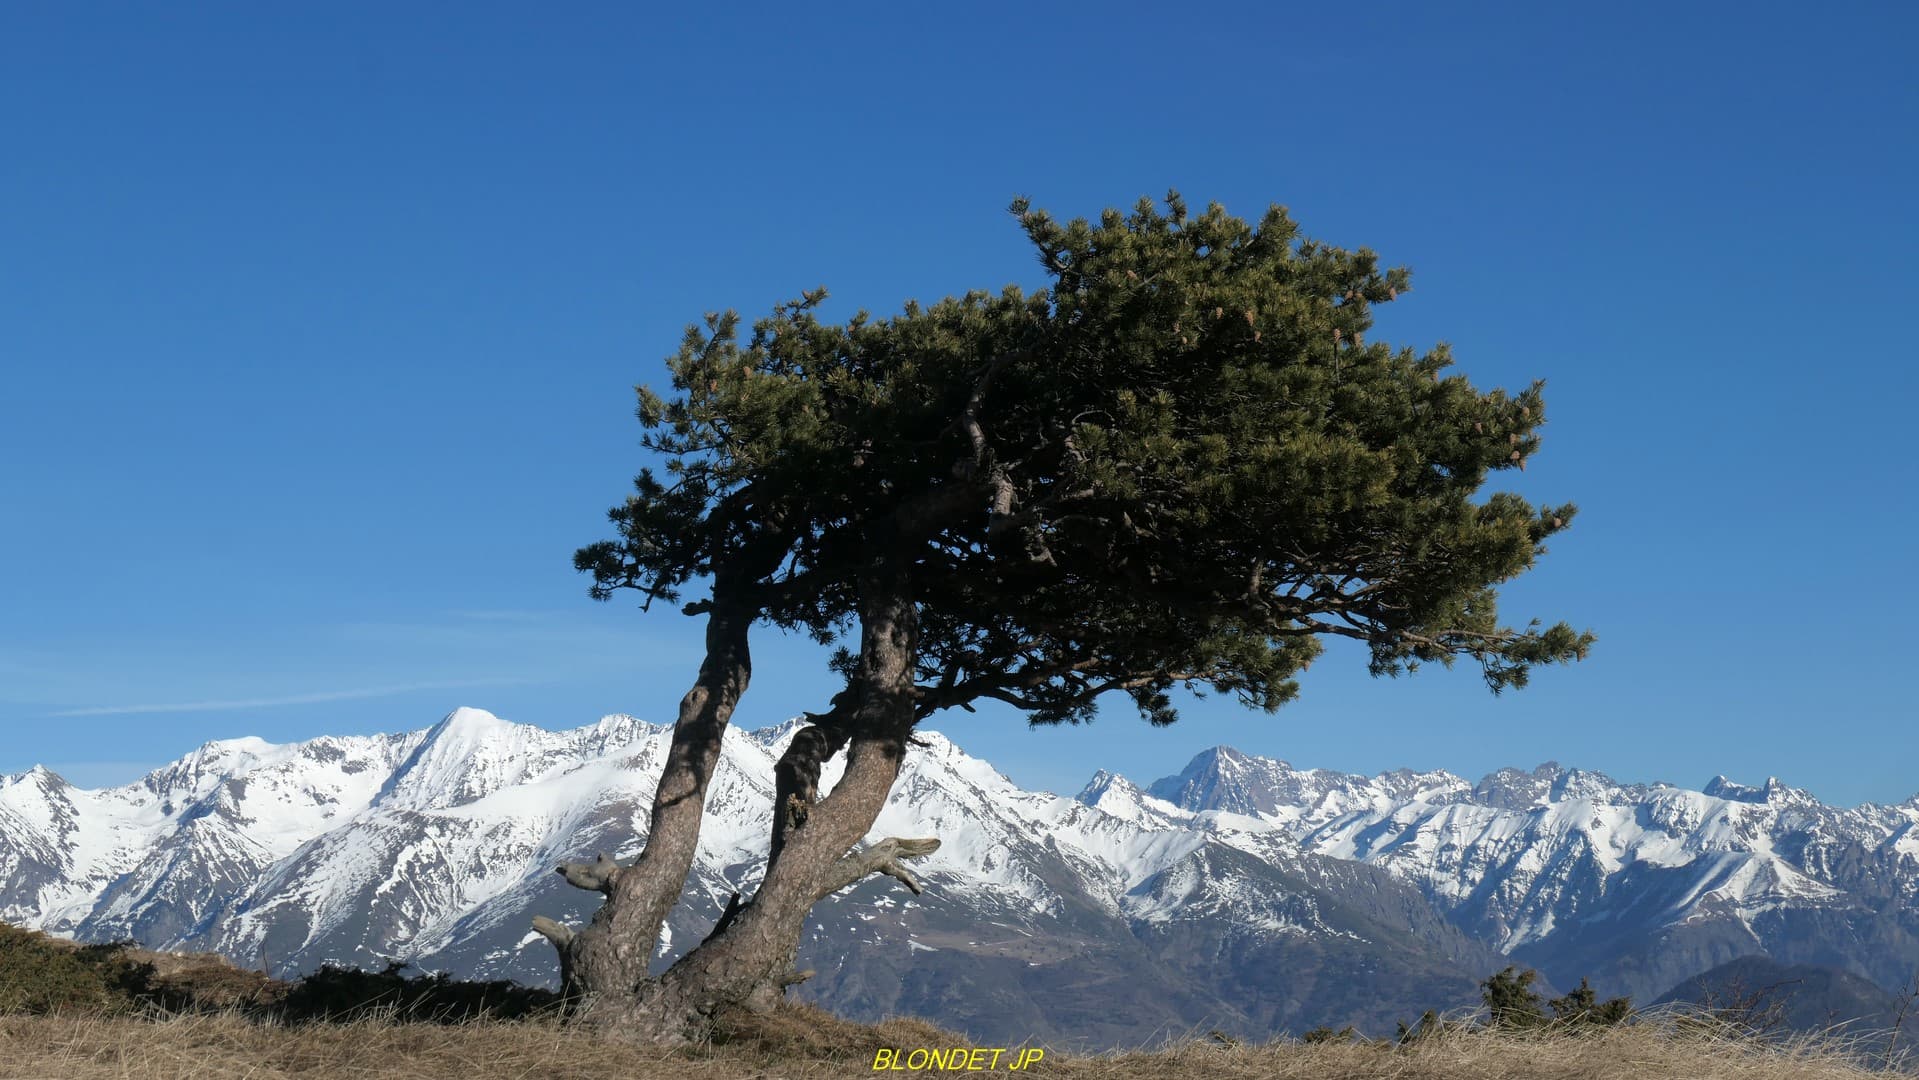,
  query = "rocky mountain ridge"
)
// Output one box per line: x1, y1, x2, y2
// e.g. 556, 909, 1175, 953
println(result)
1135, 745, 1919, 1000
3, 709, 1914, 1043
